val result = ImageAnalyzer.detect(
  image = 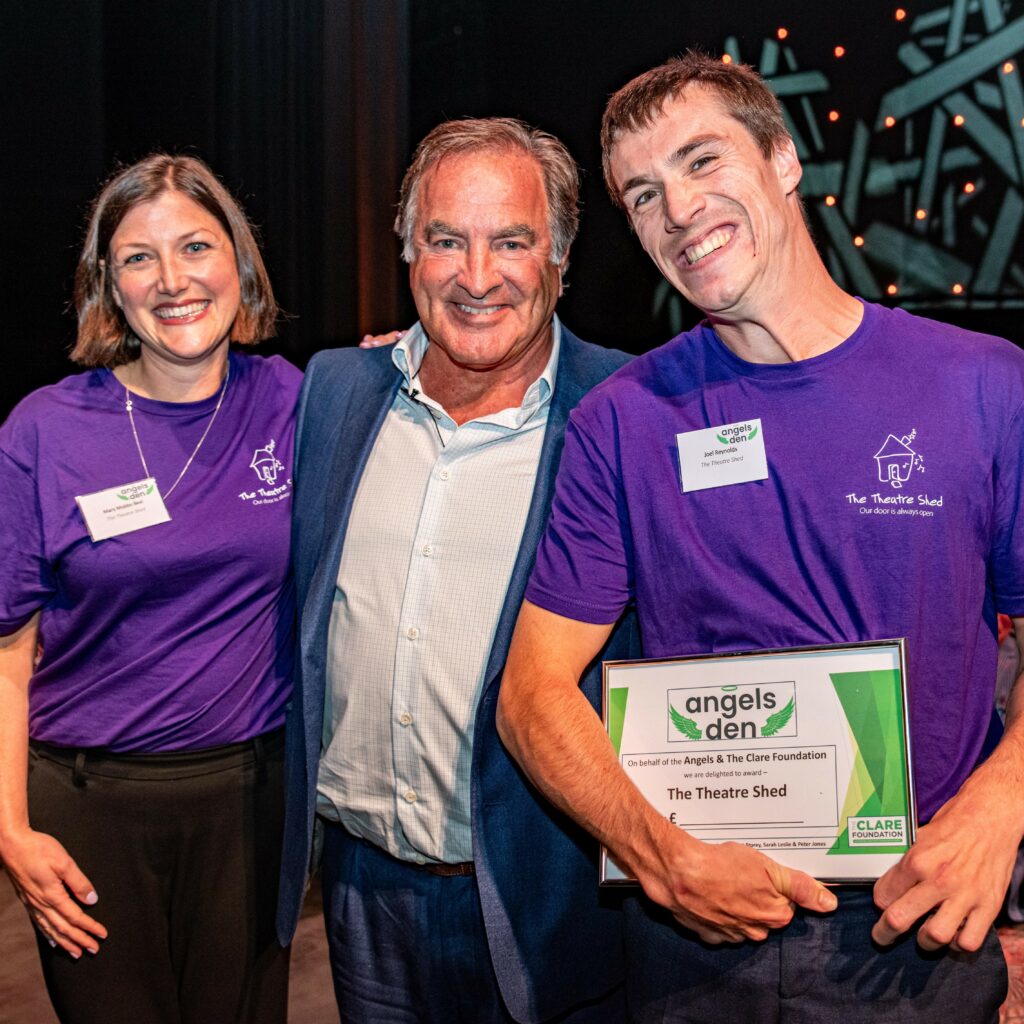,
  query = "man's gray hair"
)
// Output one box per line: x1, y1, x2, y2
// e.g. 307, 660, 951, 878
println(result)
394, 117, 580, 265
